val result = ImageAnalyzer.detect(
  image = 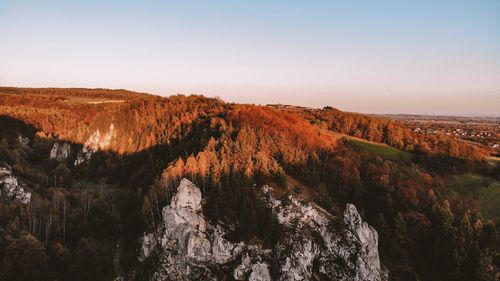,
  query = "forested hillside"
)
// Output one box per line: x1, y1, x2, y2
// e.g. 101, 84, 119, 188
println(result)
0, 87, 498, 281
